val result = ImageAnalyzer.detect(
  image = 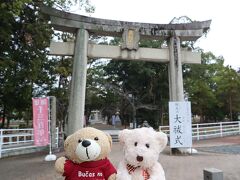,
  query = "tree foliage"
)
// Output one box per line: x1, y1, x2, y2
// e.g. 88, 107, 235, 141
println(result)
0, 0, 94, 128
214, 65, 240, 120
88, 45, 240, 127
0, 1, 53, 127
184, 52, 240, 122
